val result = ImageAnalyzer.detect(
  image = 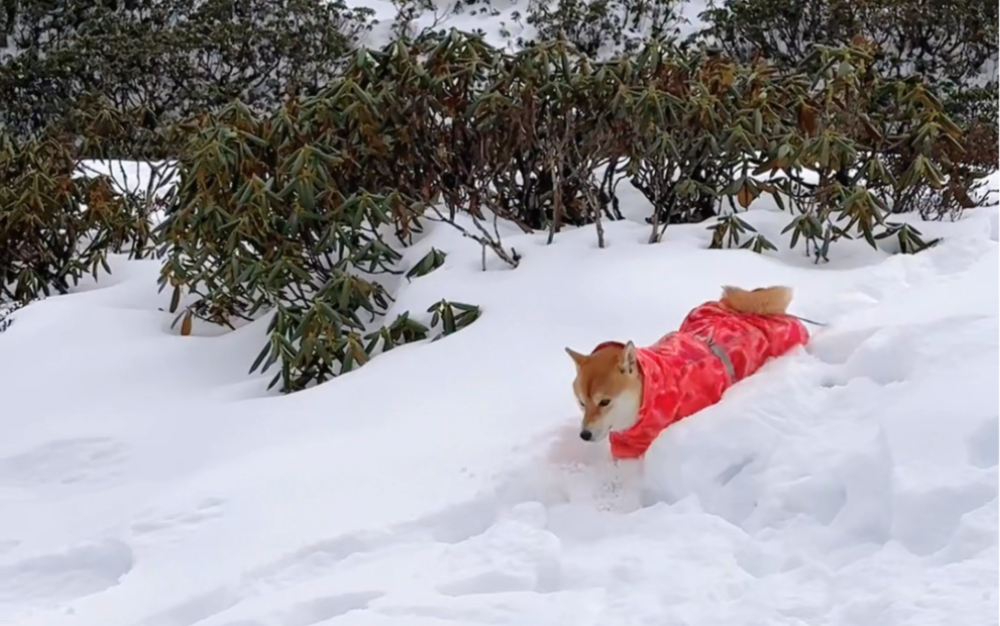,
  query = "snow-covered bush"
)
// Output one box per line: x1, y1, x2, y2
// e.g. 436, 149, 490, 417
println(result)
0, 0, 375, 154
697, 0, 998, 157
1, 24, 986, 392
145, 31, 980, 393
0, 130, 154, 304
522, 0, 687, 57
157, 95, 480, 392
0, 299, 24, 333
